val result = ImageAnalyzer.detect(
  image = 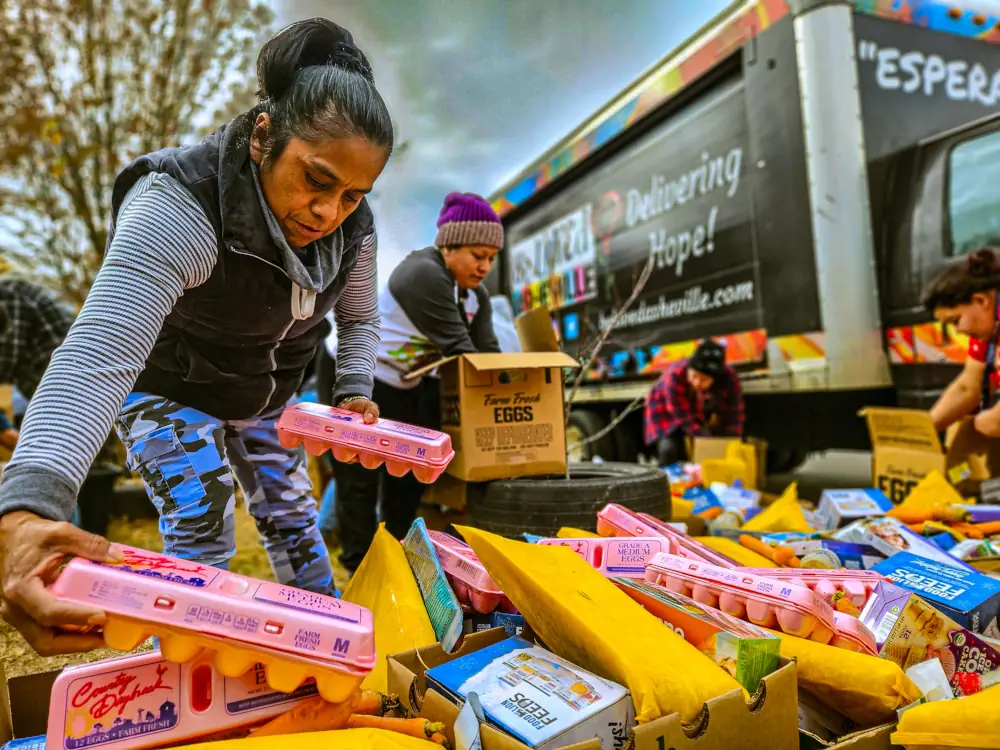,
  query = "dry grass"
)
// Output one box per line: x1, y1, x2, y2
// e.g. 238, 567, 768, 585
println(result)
0, 505, 353, 678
